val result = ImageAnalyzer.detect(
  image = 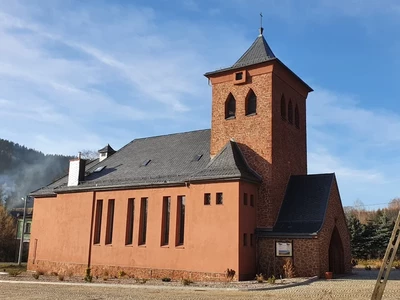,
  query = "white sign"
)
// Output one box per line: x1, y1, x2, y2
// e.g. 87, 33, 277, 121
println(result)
276, 241, 292, 257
